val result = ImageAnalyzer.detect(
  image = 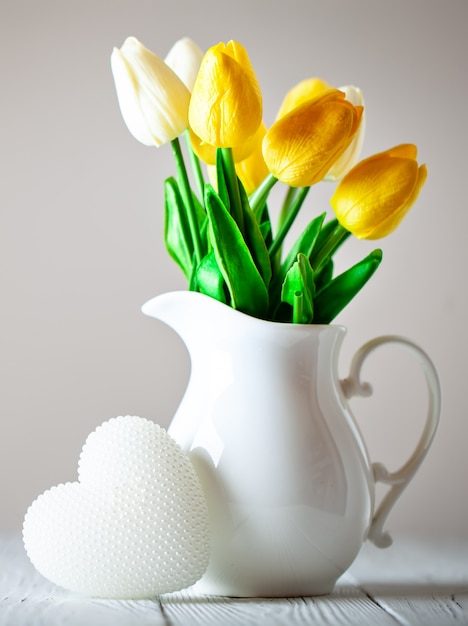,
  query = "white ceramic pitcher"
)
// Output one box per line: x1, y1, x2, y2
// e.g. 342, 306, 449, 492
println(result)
142, 291, 441, 597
